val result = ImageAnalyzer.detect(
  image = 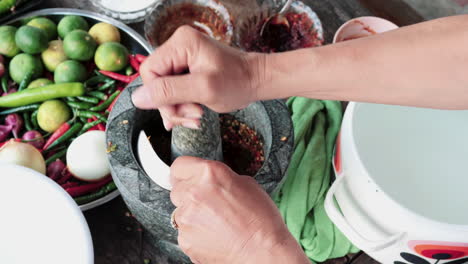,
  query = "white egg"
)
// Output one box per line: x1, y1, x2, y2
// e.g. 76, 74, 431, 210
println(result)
66, 131, 110, 182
